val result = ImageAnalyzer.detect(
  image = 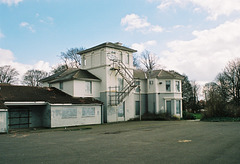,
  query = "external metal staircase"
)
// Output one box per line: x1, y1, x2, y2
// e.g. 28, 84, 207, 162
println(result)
108, 54, 137, 106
